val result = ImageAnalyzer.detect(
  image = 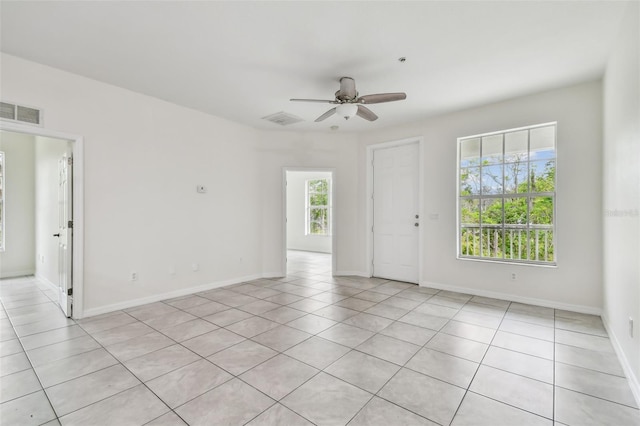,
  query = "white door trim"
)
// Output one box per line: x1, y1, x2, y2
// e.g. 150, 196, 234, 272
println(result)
366, 137, 424, 281
282, 167, 336, 277
0, 121, 84, 318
